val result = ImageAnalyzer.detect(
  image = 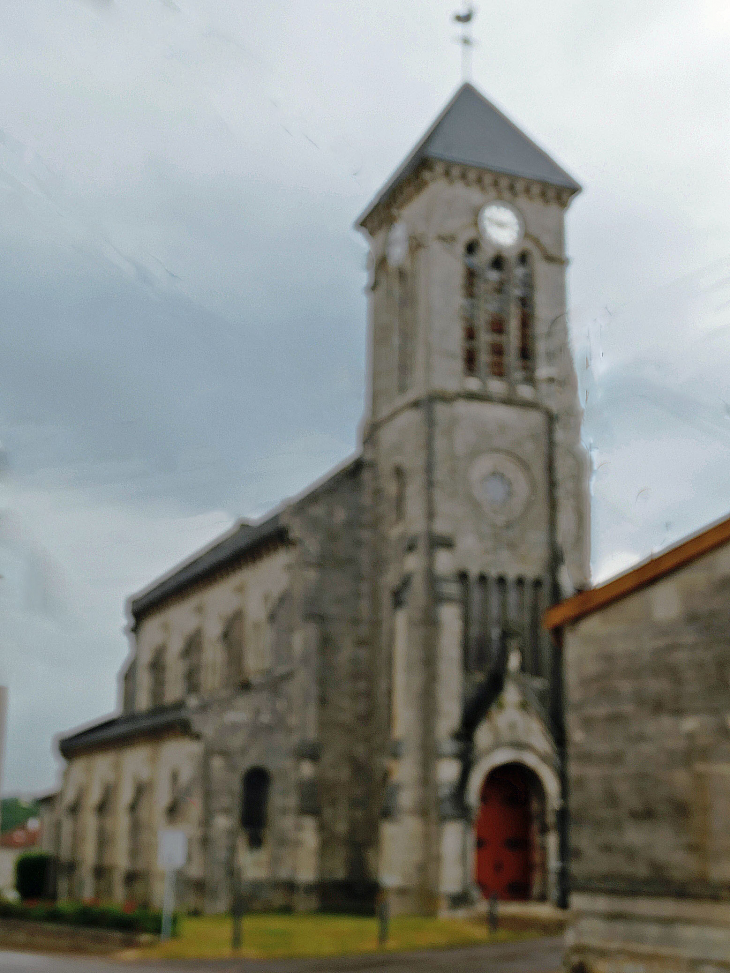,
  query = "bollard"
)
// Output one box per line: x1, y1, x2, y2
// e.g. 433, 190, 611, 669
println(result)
377, 888, 390, 947
488, 892, 498, 935
231, 879, 244, 951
